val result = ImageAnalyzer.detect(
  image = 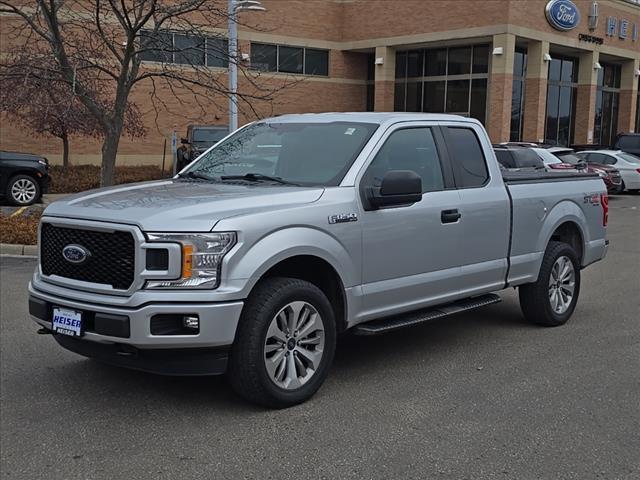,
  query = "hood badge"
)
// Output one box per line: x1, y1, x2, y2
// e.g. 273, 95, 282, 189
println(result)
62, 244, 92, 265
328, 213, 358, 224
